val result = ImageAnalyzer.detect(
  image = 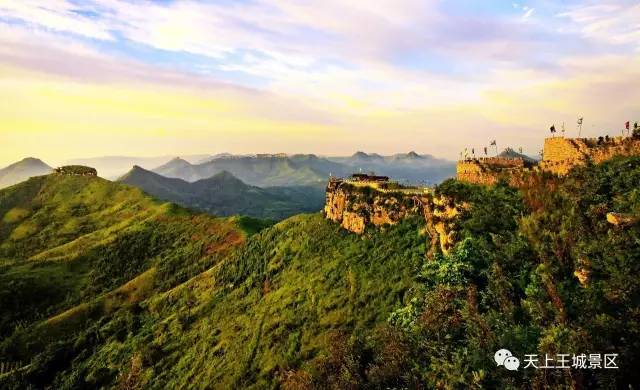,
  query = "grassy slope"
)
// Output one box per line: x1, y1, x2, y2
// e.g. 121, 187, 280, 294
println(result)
1, 213, 426, 389
0, 174, 248, 340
